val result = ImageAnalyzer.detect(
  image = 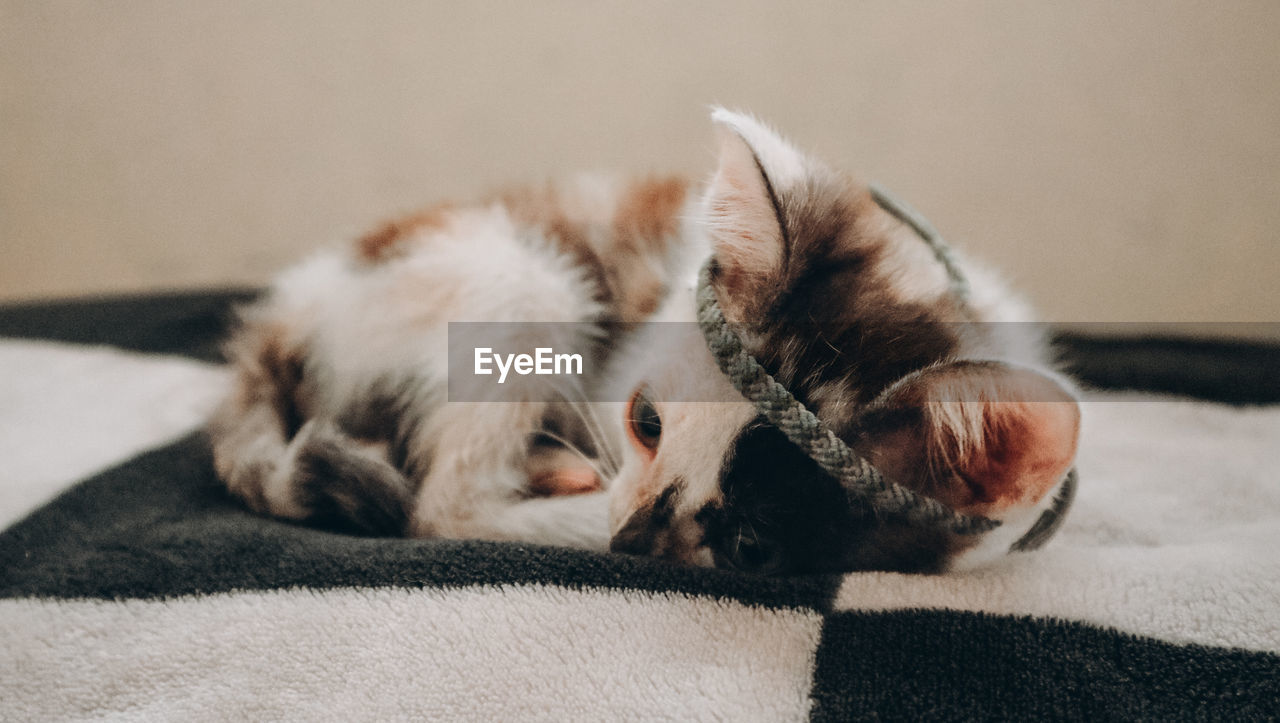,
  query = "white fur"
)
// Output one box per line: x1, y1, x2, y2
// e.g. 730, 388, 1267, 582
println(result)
248, 203, 618, 547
